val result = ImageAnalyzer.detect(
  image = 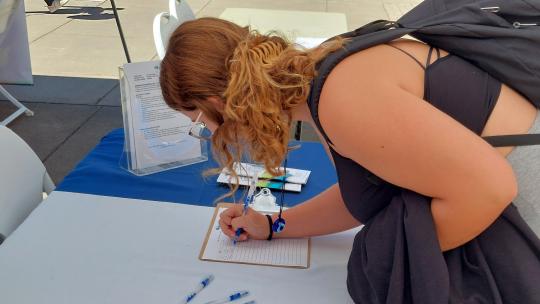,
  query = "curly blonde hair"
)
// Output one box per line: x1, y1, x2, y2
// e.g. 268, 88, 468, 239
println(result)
160, 17, 344, 198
